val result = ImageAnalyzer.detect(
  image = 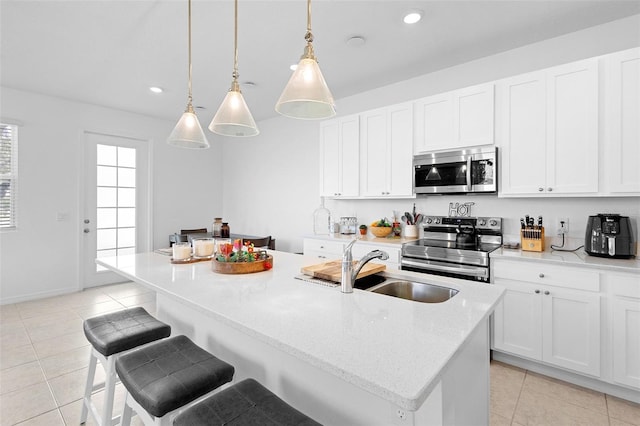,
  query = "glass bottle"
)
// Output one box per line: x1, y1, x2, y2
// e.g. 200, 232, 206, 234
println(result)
313, 197, 331, 235
212, 218, 223, 237
221, 222, 230, 238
